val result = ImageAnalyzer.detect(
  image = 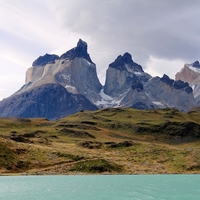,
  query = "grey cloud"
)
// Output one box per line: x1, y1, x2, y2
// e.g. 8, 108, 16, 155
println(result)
1, 0, 200, 99
51, 0, 200, 66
